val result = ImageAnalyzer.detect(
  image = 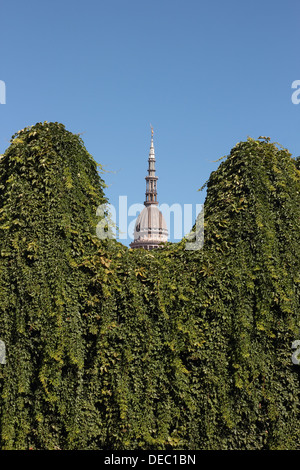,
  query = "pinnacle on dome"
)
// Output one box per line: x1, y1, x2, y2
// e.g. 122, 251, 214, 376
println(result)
145, 126, 158, 206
